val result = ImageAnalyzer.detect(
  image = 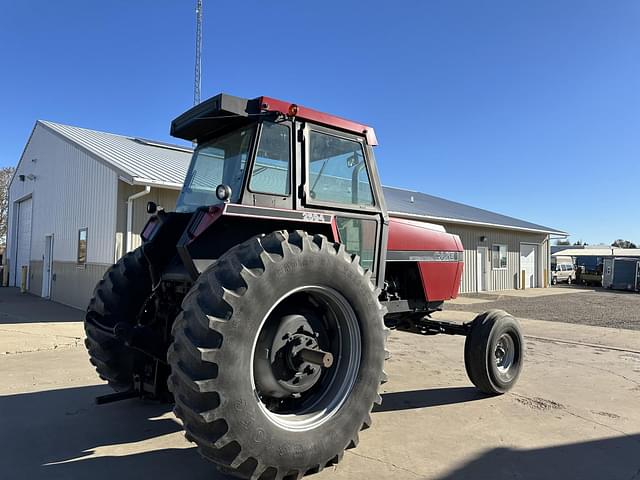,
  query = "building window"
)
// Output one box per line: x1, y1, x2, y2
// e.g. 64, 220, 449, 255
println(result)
492, 244, 507, 269
77, 228, 88, 265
